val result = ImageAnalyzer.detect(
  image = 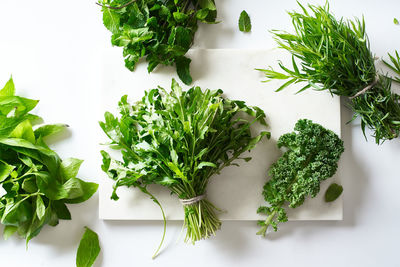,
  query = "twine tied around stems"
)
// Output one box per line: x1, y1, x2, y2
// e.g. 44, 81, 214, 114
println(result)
179, 194, 206, 206
349, 77, 379, 99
